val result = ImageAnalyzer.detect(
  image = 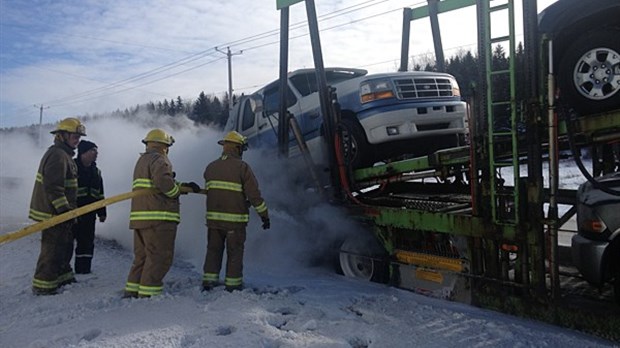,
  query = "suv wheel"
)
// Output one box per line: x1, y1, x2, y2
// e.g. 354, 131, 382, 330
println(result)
558, 28, 620, 115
